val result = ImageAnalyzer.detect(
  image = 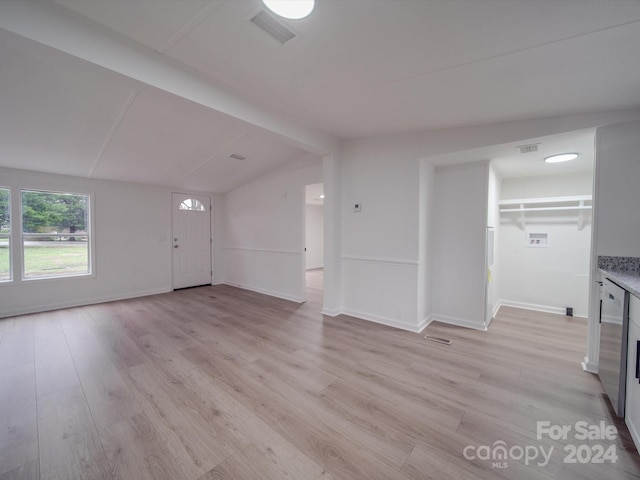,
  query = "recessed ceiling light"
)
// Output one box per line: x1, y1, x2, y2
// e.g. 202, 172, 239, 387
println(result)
544, 153, 578, 164
319, 194, 325, 199
262, 0, 315, 20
